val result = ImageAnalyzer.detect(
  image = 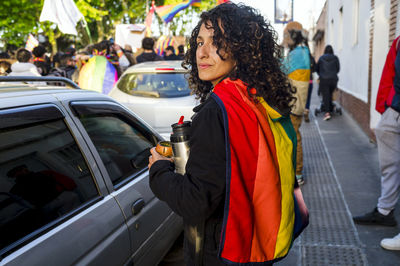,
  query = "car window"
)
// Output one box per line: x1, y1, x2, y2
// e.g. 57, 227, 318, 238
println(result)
79, 115, 154, 186
117, 73, 191, 98
0, 119, 99, 254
